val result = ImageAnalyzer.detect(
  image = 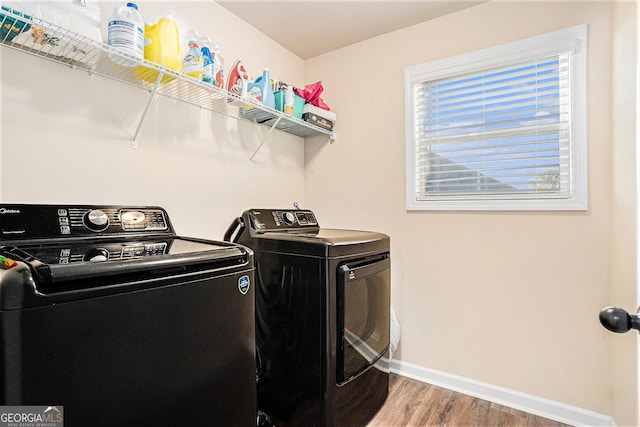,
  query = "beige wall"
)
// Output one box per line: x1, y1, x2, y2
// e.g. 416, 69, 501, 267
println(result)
0, 1, 307, 239
610, 0, 638, 423
305, 0, 636, 423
